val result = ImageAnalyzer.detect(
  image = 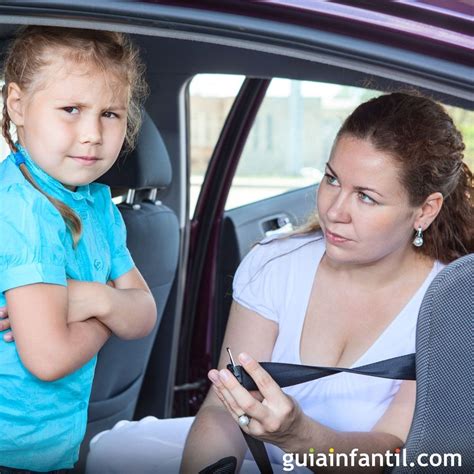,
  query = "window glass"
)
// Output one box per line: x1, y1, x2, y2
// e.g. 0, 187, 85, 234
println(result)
226, 79, 474, 210
188, 74, 245, 214
225, 79, 380, 210
445, 105, 474, 168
